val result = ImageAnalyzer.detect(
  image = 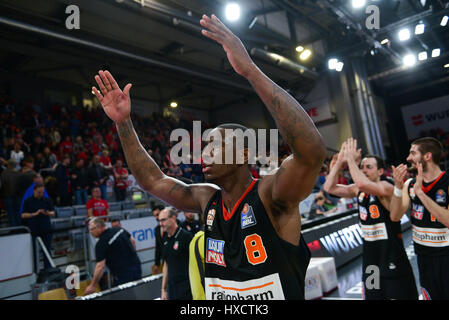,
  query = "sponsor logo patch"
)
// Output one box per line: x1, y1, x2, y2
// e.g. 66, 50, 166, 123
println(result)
436, 189, 446, 204
411, 203, 424, 220
361, 223, 388, 241
412, 225, 449, 247
206, 238, 226, 267
359, 206, 368, 221
205, 273, 285, 300
241, 203, 257, 229
206, 208, 216, 230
